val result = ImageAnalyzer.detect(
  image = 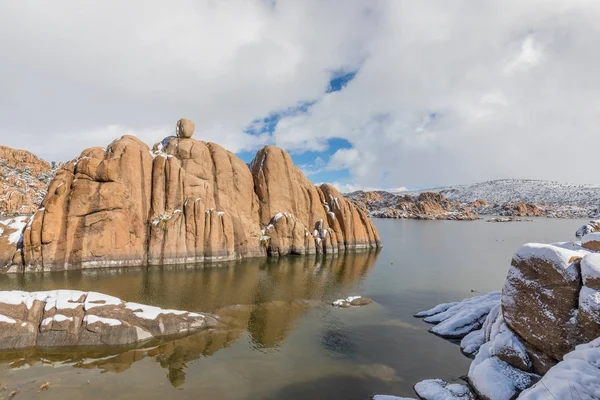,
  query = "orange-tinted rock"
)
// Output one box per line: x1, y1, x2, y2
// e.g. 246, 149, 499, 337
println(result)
10, 121, 380, 271
22, 136, 153, 270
